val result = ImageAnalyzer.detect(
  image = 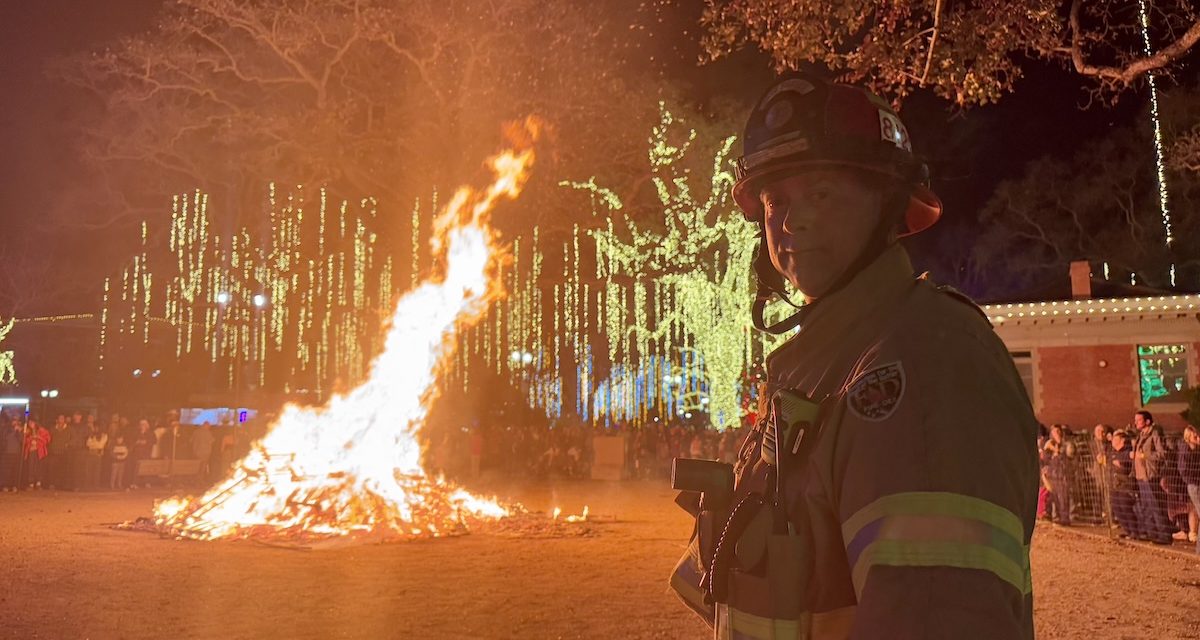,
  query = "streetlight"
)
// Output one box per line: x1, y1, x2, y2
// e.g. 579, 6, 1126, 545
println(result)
39, 389, 58, 399
252, 294, 267, 308
216, 291, 231, 305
